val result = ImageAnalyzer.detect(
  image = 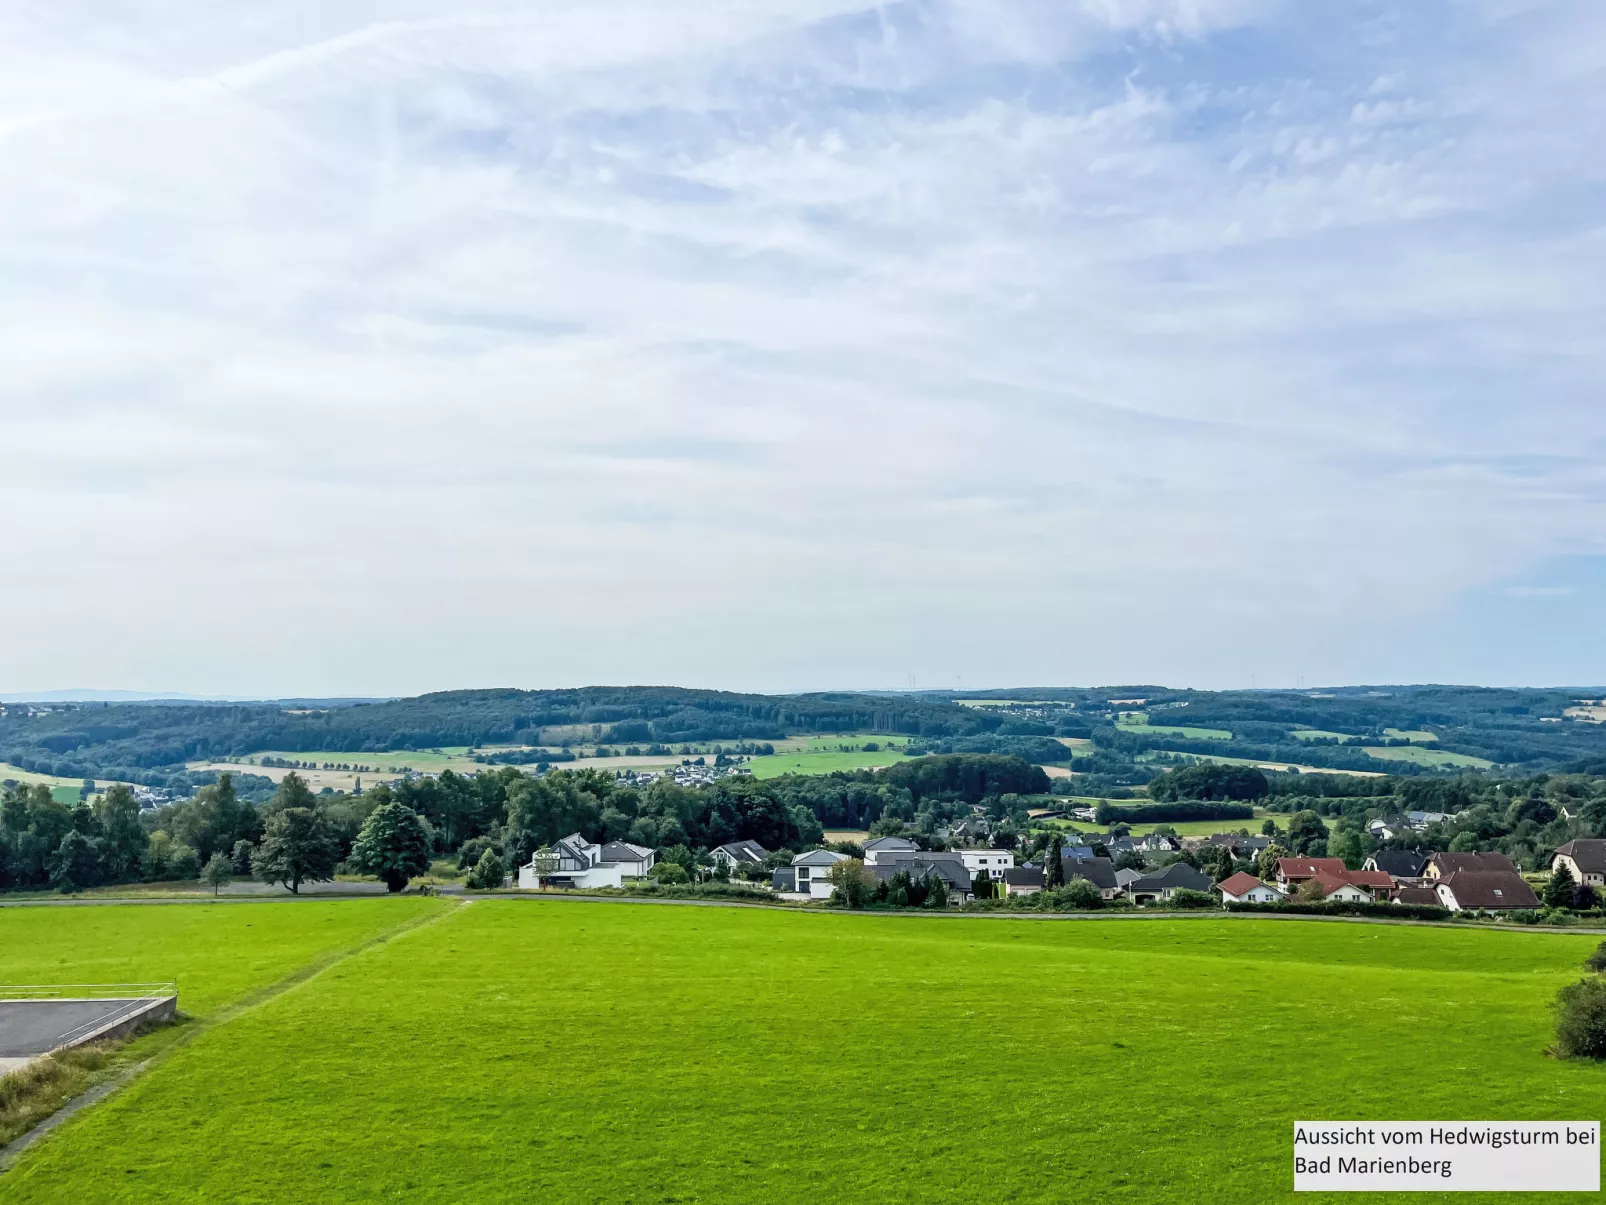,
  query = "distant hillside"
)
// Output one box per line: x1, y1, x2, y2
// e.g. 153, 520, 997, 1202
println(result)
0, 687, 983, 786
